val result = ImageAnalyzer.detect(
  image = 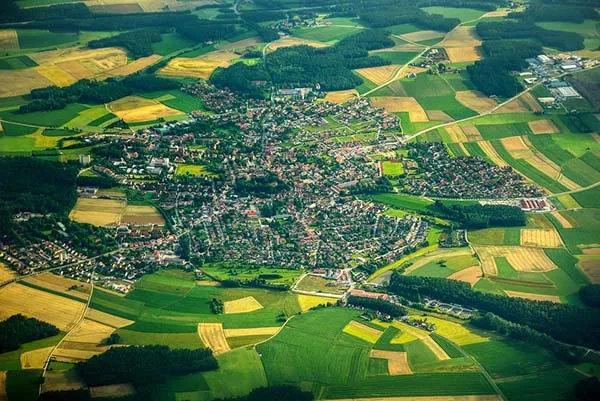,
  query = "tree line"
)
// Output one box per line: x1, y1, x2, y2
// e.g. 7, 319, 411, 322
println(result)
0, 314, 59, 353
428, 201, 526, 228
347, 295, 406, 317
88, 28, 162, 58
388, 272, 600, 349
77, 345, 218, 386
510, 2, 599, 23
